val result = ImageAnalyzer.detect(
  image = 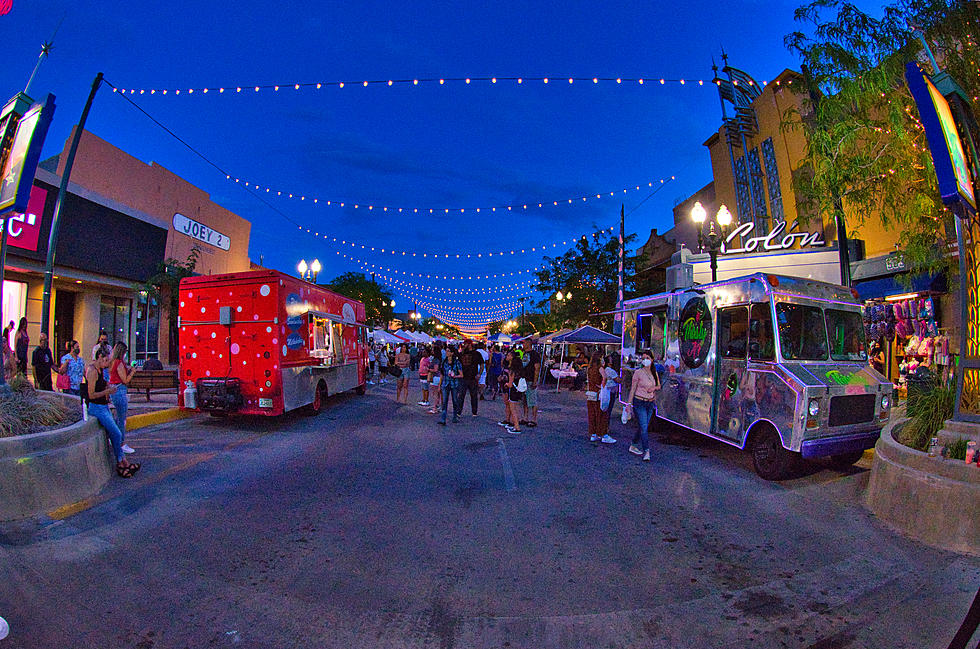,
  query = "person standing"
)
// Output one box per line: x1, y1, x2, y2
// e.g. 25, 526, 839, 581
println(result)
109, 342, 136, 454
503, 351, 523, 433
377, 345, 389, 384
599, 353, 621, 438
417, 352, 432, 407
437, 346, 463, 425
476, 342, 489, 400
31, 333, 56, 391
520, 338, 541, 428
487, 344, 503, 400
59, 341, 85, 396
367, 345, 376, 384
85, 349, 140, 478
395, 344, 411, 404
587, 352, 616, 444
14, 317, 29, 376
460, 341, 484, 417
91, 331, 111, 360
427, 351, 442, 414
625, 350, 661, 462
